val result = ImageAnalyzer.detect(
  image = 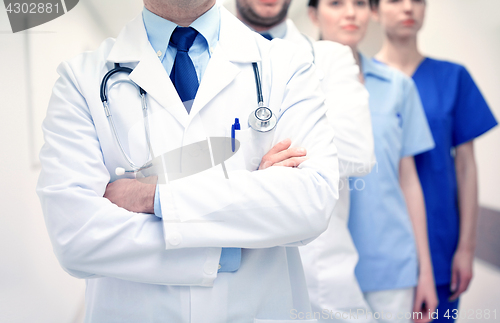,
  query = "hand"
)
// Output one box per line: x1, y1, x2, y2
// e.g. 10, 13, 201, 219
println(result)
259, 138, 308, 170
449, 247, 474, 301
413, 271, 438, 323
104, 178, 156, 214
